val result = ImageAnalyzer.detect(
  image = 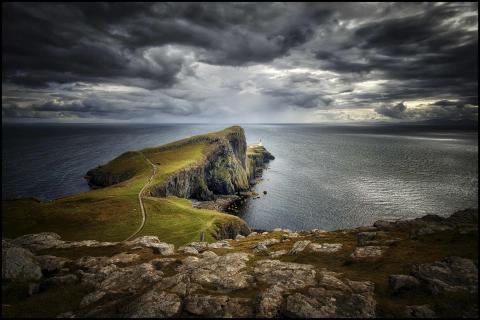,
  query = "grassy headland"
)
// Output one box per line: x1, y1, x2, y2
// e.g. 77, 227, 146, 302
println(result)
2, 126, 252, 245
